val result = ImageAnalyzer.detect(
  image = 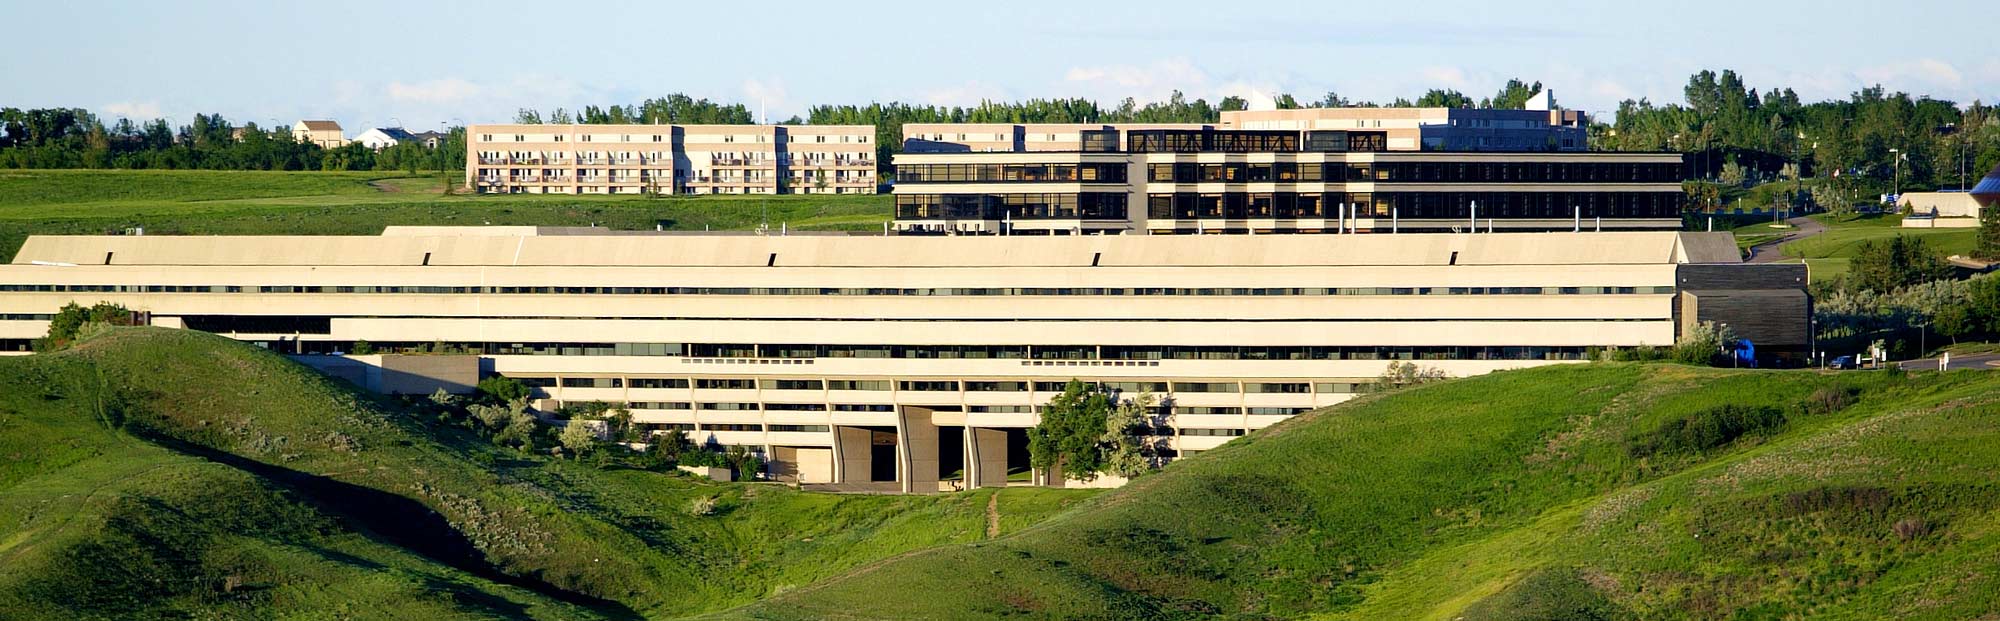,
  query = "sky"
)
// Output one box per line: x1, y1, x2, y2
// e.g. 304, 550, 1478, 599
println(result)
2, 0, 1995, 132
